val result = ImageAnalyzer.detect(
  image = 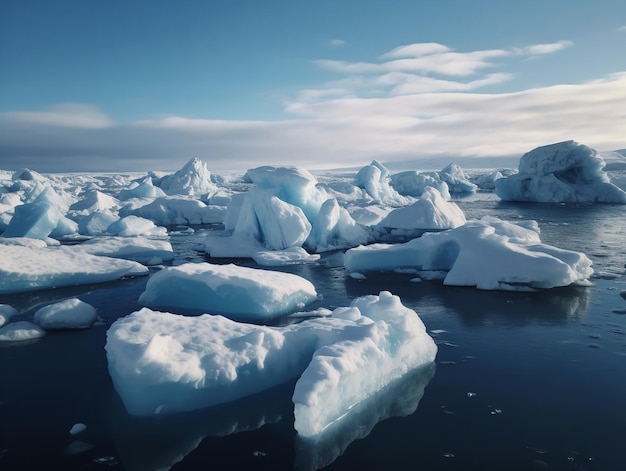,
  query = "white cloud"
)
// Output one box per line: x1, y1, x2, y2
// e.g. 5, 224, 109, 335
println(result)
514, 40, 573, 55
380, 42, 450, 59
4, 103, 114, 129
330, 39, 346, 46
1, 73, 625, 173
